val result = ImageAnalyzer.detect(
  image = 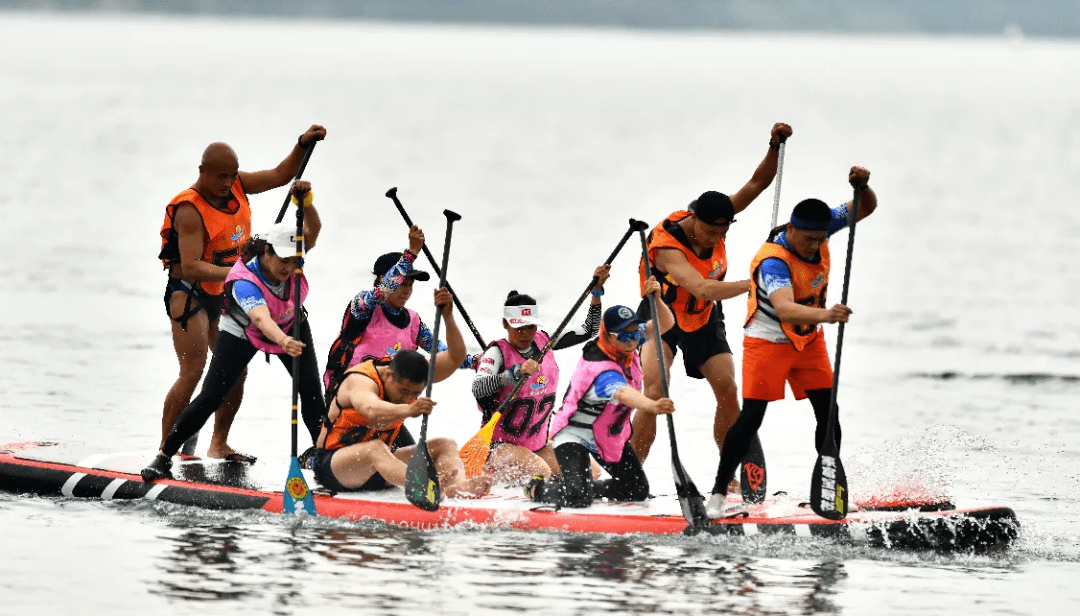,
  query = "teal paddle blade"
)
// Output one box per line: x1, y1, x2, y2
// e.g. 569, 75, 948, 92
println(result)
284, 457, 316, 515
